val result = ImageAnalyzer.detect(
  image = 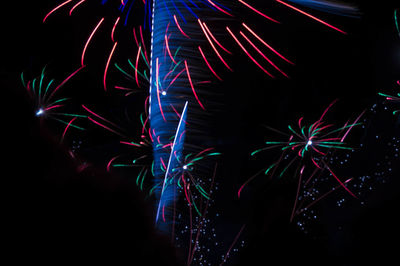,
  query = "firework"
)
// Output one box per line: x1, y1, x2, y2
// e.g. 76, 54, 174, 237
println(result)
21, 66, 86, 142
240, 101, 364, 222
38, 3, 361, 261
